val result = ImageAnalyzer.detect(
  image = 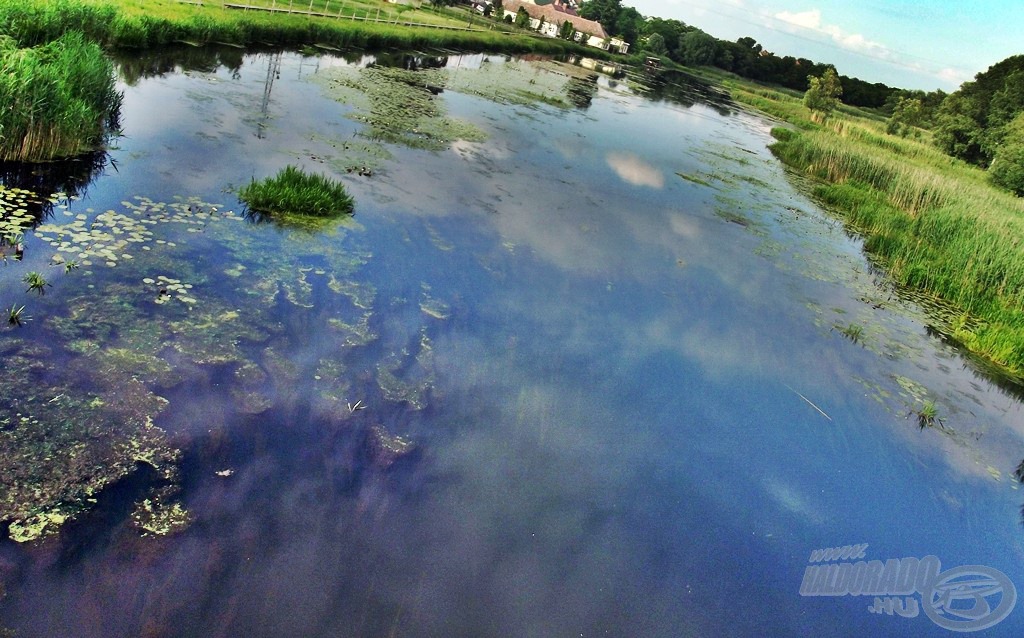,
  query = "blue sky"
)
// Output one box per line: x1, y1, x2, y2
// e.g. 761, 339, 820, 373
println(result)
624, 0, 1024, 91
